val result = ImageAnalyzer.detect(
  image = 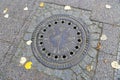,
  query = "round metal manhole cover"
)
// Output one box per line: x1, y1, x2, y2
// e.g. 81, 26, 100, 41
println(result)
31, 14, 90, 69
